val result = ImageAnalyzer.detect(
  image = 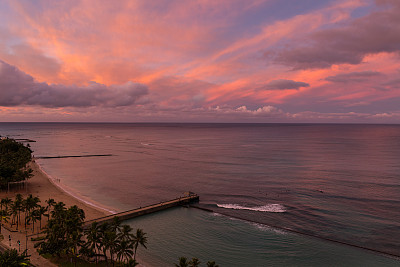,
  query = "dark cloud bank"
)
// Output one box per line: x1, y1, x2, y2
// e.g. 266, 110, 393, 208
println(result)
269, 0, 400, 69
265, 79, 309, 90
325, 71, 382, 83
0, 60, 148, 107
